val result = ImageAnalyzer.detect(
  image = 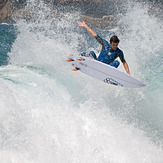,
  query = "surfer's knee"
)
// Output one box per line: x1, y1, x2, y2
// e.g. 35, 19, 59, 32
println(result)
89, 51, 97, 59
80, 51, 97, 59
109, 60, 120, 68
